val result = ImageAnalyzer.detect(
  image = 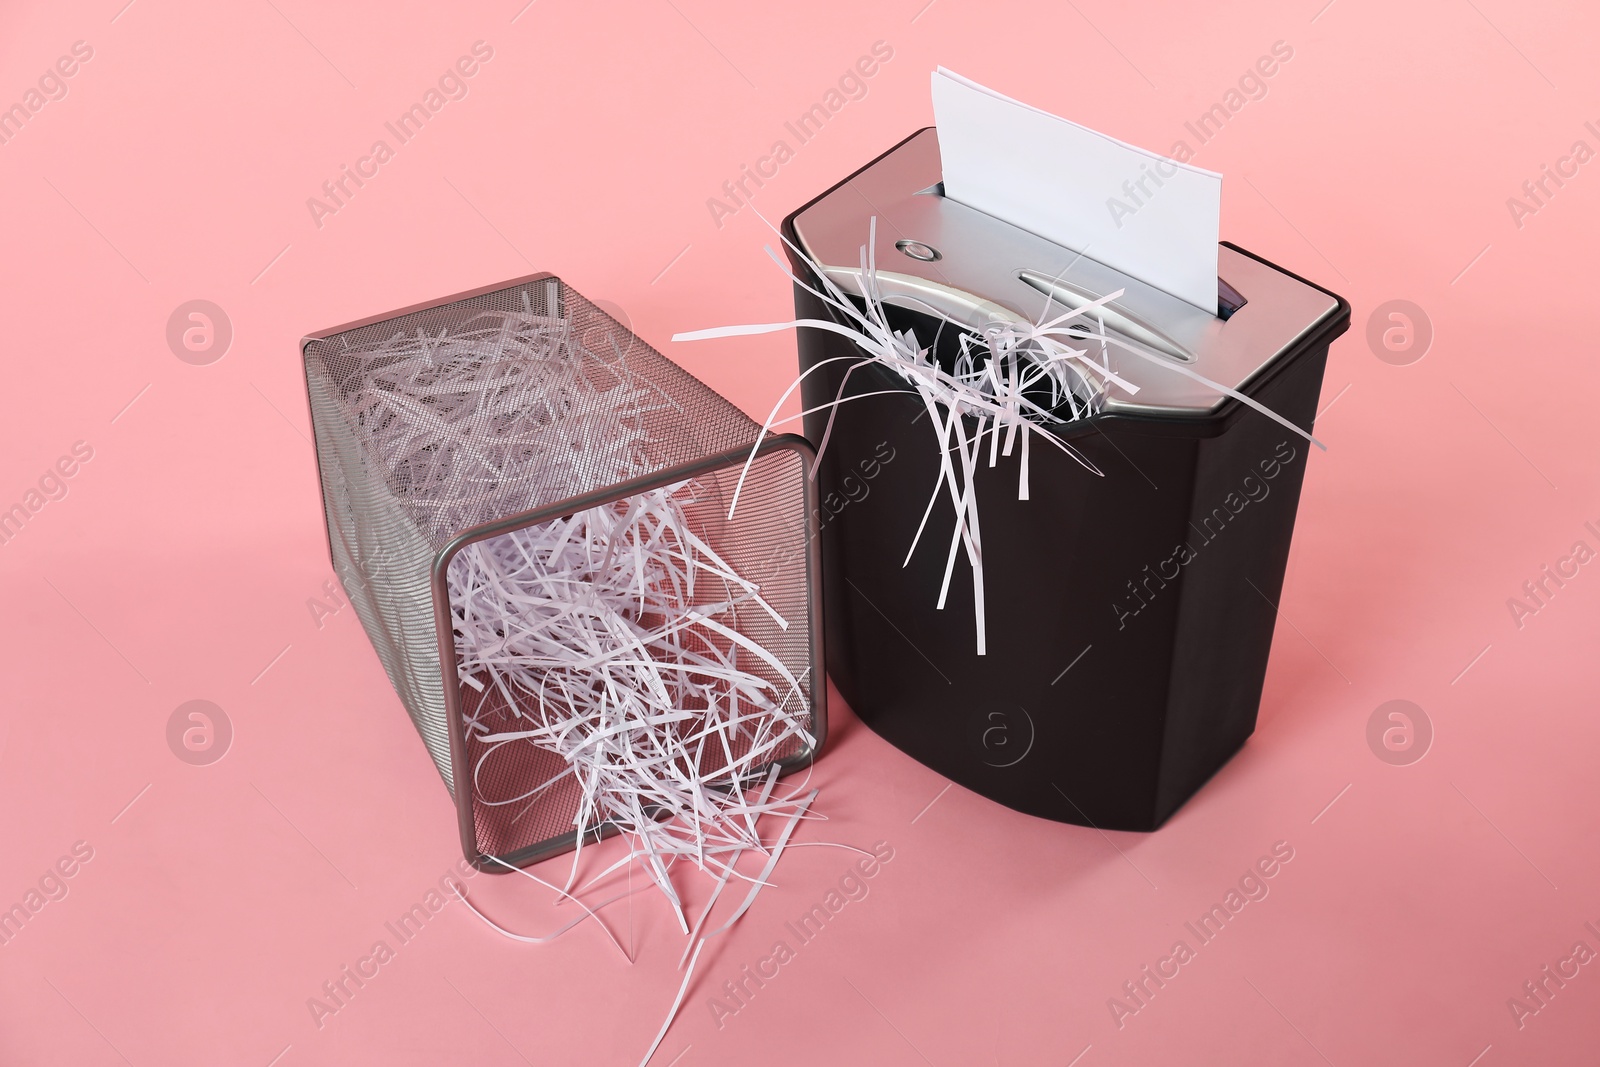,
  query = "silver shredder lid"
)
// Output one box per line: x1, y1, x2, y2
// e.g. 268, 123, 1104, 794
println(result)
789, 129, 1341, 416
